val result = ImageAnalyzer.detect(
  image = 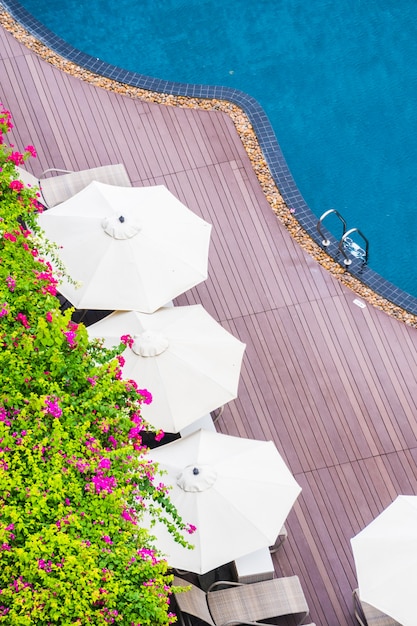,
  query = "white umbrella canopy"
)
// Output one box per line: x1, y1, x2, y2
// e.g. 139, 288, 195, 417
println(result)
351, 495, 417, 626
87, 304, 246, 433
37, 181, 212, 313
144, 429, 302, 574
